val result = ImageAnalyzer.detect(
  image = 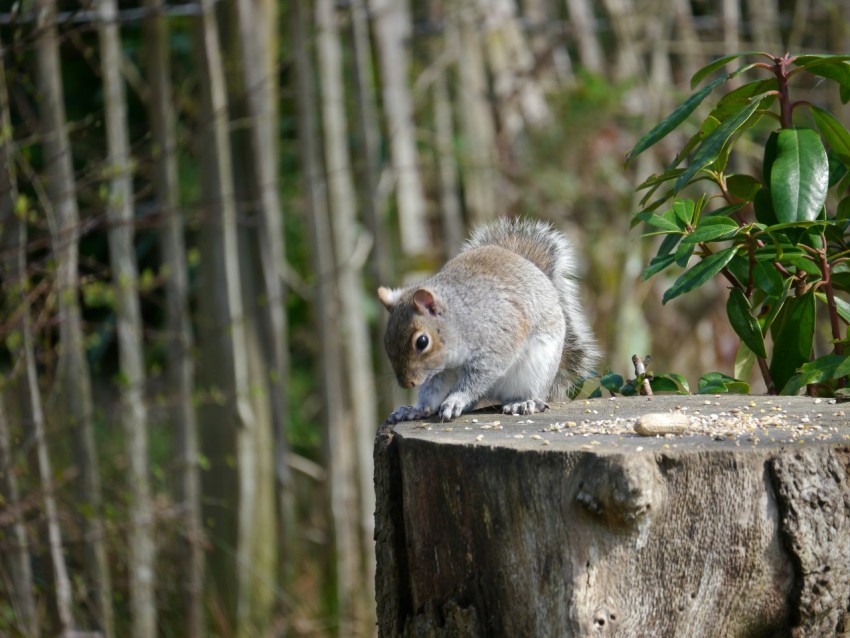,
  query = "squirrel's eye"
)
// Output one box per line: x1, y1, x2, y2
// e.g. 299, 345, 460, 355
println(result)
415, 334, 430, 352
